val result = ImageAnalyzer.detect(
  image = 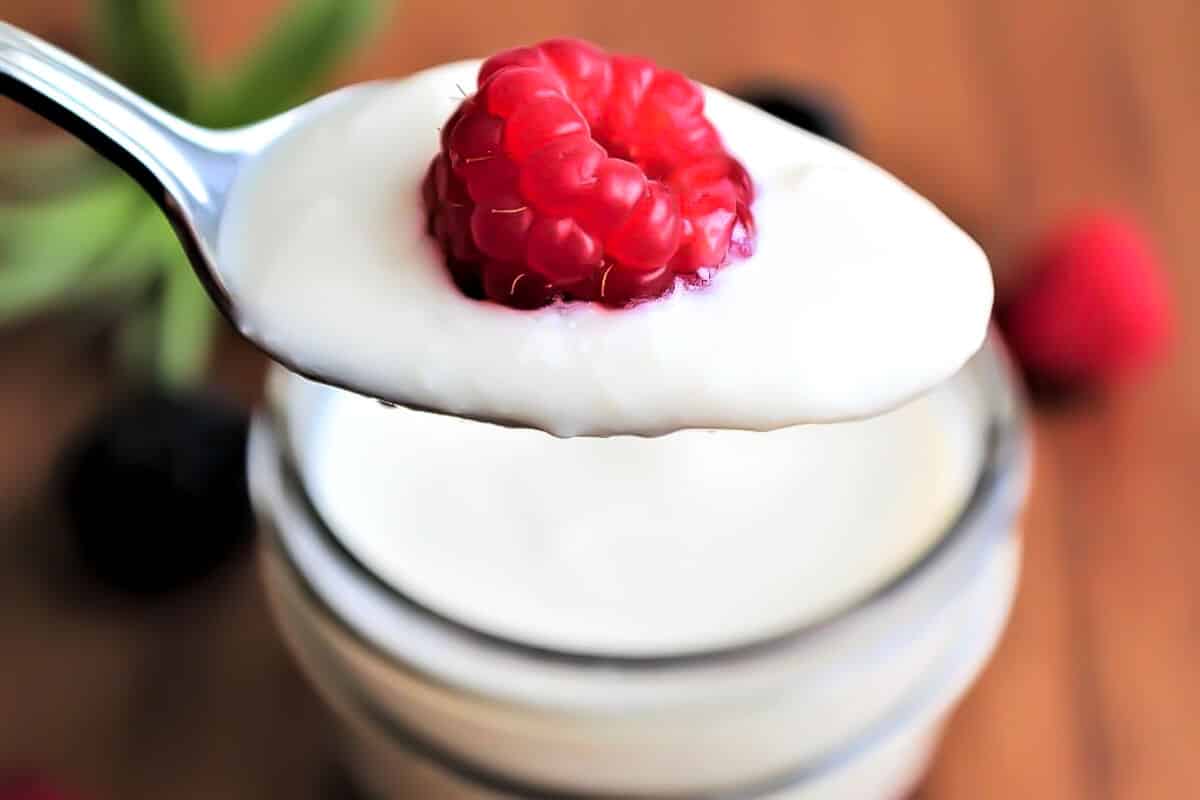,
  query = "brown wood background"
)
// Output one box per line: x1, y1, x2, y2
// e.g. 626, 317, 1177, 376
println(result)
2, 1, 1199, 798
